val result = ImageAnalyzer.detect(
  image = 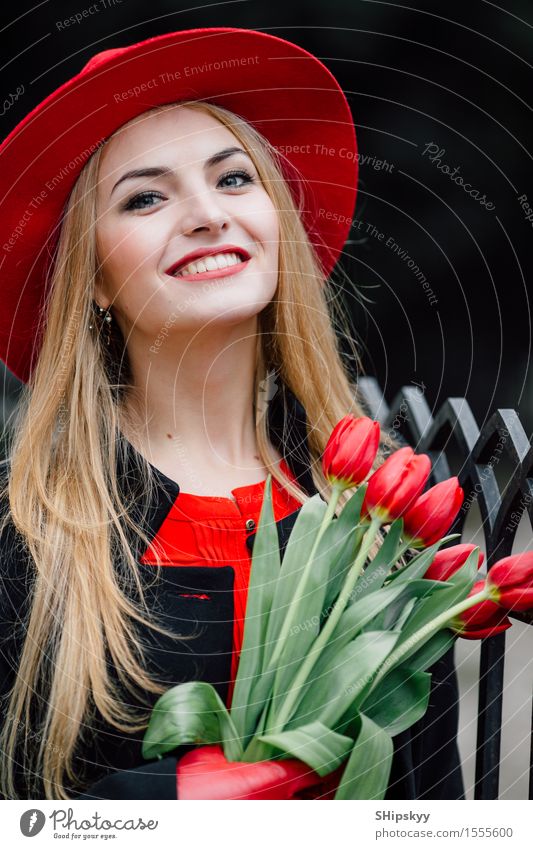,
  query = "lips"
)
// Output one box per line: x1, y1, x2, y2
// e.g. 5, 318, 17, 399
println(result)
165, 245, 251, 277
